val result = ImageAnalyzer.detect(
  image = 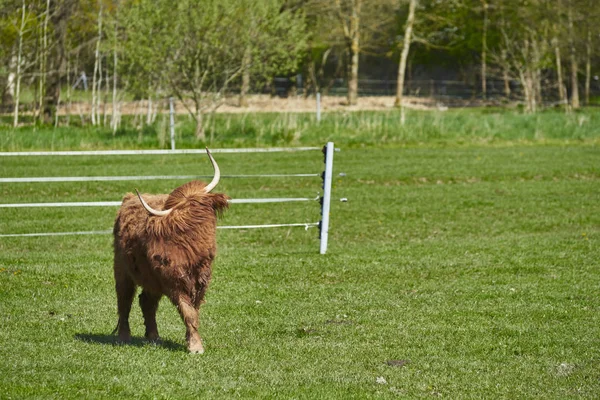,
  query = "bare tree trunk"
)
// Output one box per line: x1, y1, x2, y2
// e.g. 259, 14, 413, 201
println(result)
481, 0, 488, 99
519, 38, 537, 114
554, 40, 566, 104
531, 37, 543, 107
522, 70, 537, 113
132, 100, 141, 128
7, 55, 16, 103
42, 0, 71, 125
194, 108, 205, 140
568, 3, 580, 109
114, 101, 121, 130
585, 29, 591, 105
569, 51, 579, 109
146, 97, 152, 125
55, 94, 61, 127
239, 45, 251, 107
92, 2, 103, 125
65, 48, 71, 126
348, 43, 359, 105
307, 60, 318, 96
395, 0, 417, 112
528, 71, 537, 113
38, 0, 49, 124
111, 12, 119, 133
98, 55, 103, 124
501, 50, 511, 97
103, 61, 109, 127
151, 99, 158, 123
73, 49, 85, 125
534, 68, 542, 107
347, 0, 361, 106
499, 10, 510, 97
307, 48, 332, 96
13, 0, 26, 128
